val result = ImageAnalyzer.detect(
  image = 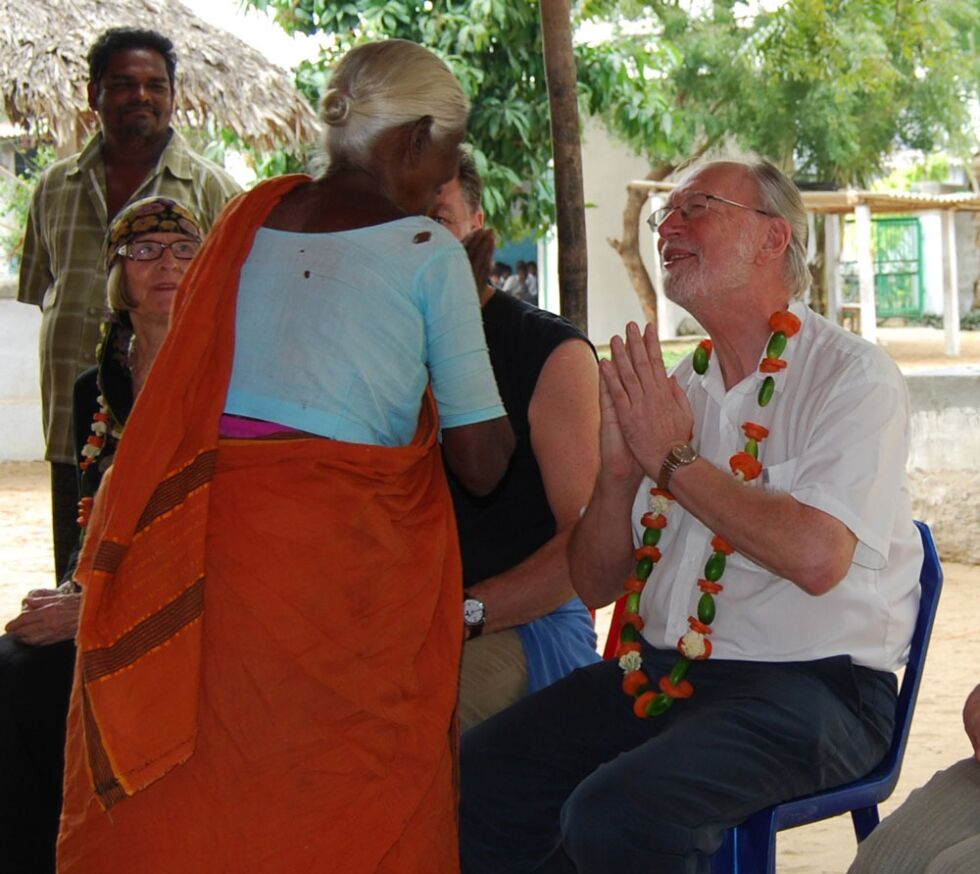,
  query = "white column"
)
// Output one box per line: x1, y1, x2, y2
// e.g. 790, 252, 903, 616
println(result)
854, 203, 877, 344
824, 213, 842, 325
943, 210, 961, 356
